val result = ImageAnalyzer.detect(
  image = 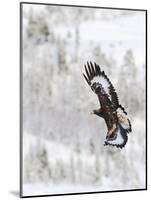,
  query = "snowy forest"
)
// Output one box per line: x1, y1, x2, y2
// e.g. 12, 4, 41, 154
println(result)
22, 4, 146, 196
